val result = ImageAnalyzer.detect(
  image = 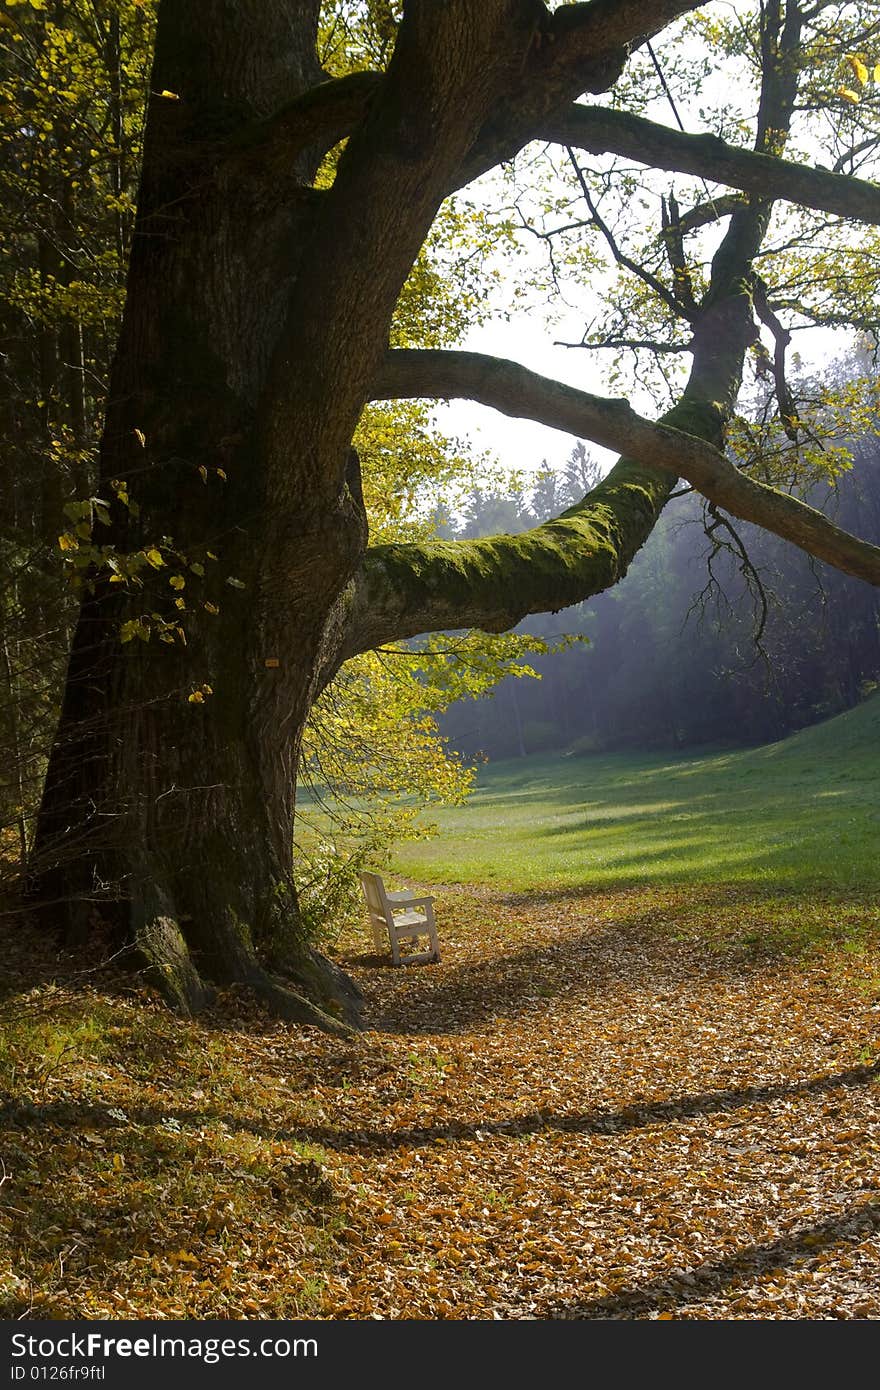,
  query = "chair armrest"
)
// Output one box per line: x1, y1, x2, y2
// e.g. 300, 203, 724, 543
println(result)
391, 896, 434, 912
